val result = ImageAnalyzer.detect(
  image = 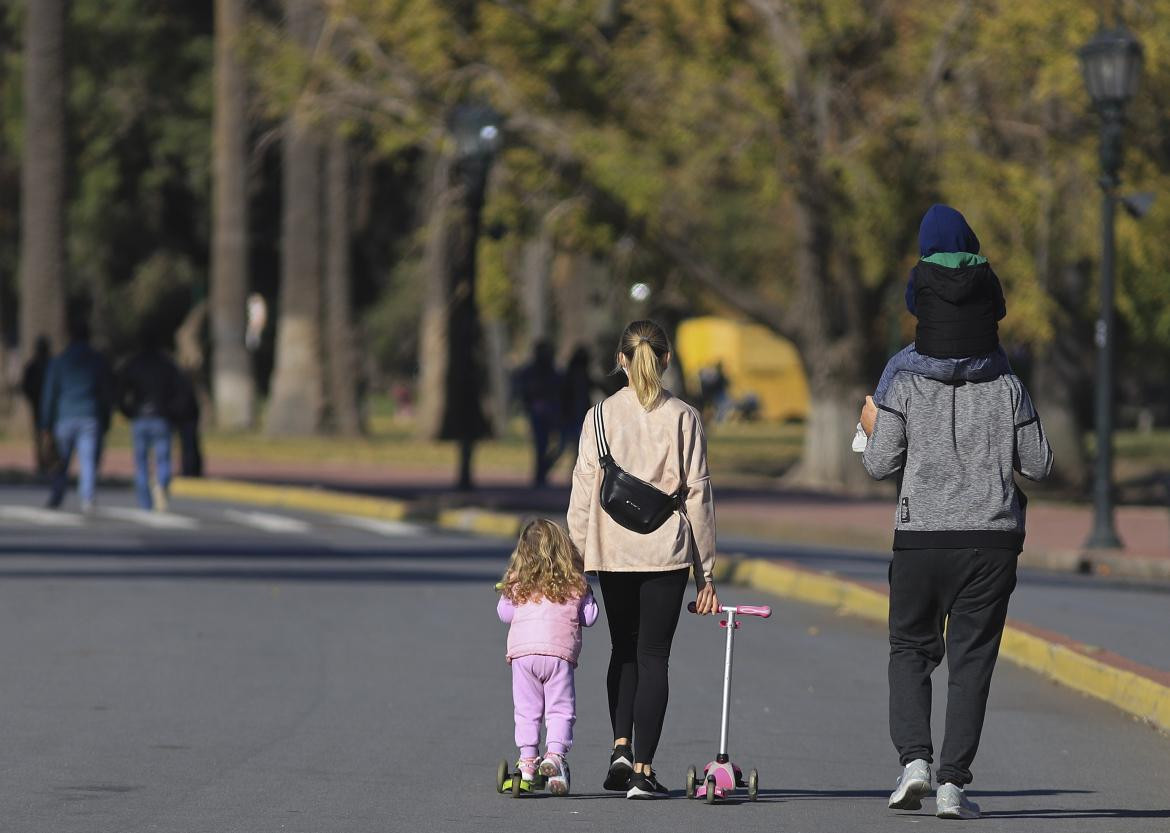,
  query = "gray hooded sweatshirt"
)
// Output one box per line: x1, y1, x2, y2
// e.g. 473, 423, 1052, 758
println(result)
863, 365, 1053, 551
